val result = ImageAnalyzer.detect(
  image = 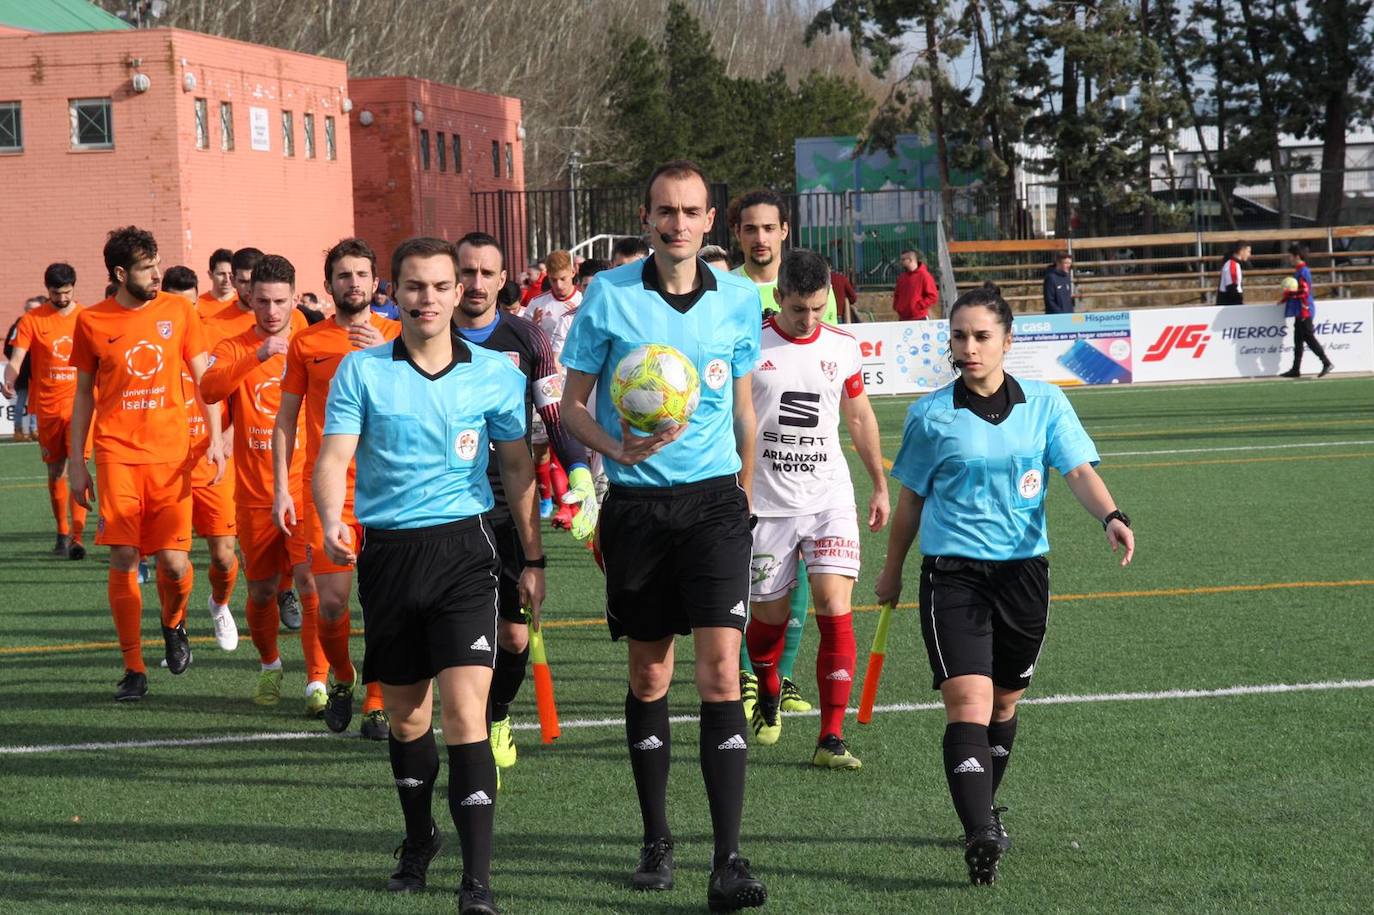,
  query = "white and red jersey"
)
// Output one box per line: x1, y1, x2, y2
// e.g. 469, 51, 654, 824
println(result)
1219, 257, 1243, 293
528, 288, 581, 357
751, 316, 864, 516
